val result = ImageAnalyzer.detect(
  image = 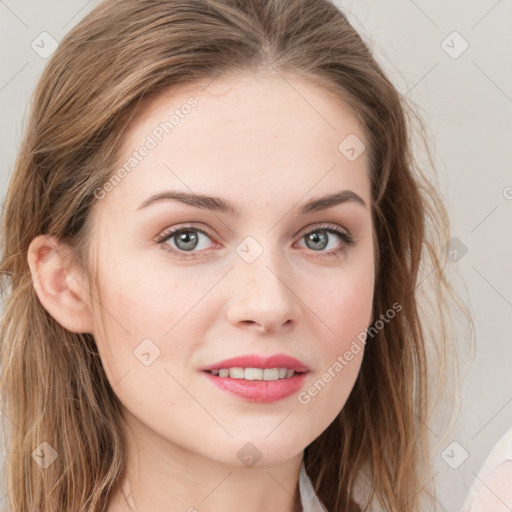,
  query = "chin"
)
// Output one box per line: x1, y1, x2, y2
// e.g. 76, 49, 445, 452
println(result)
210, 434, 309, 468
